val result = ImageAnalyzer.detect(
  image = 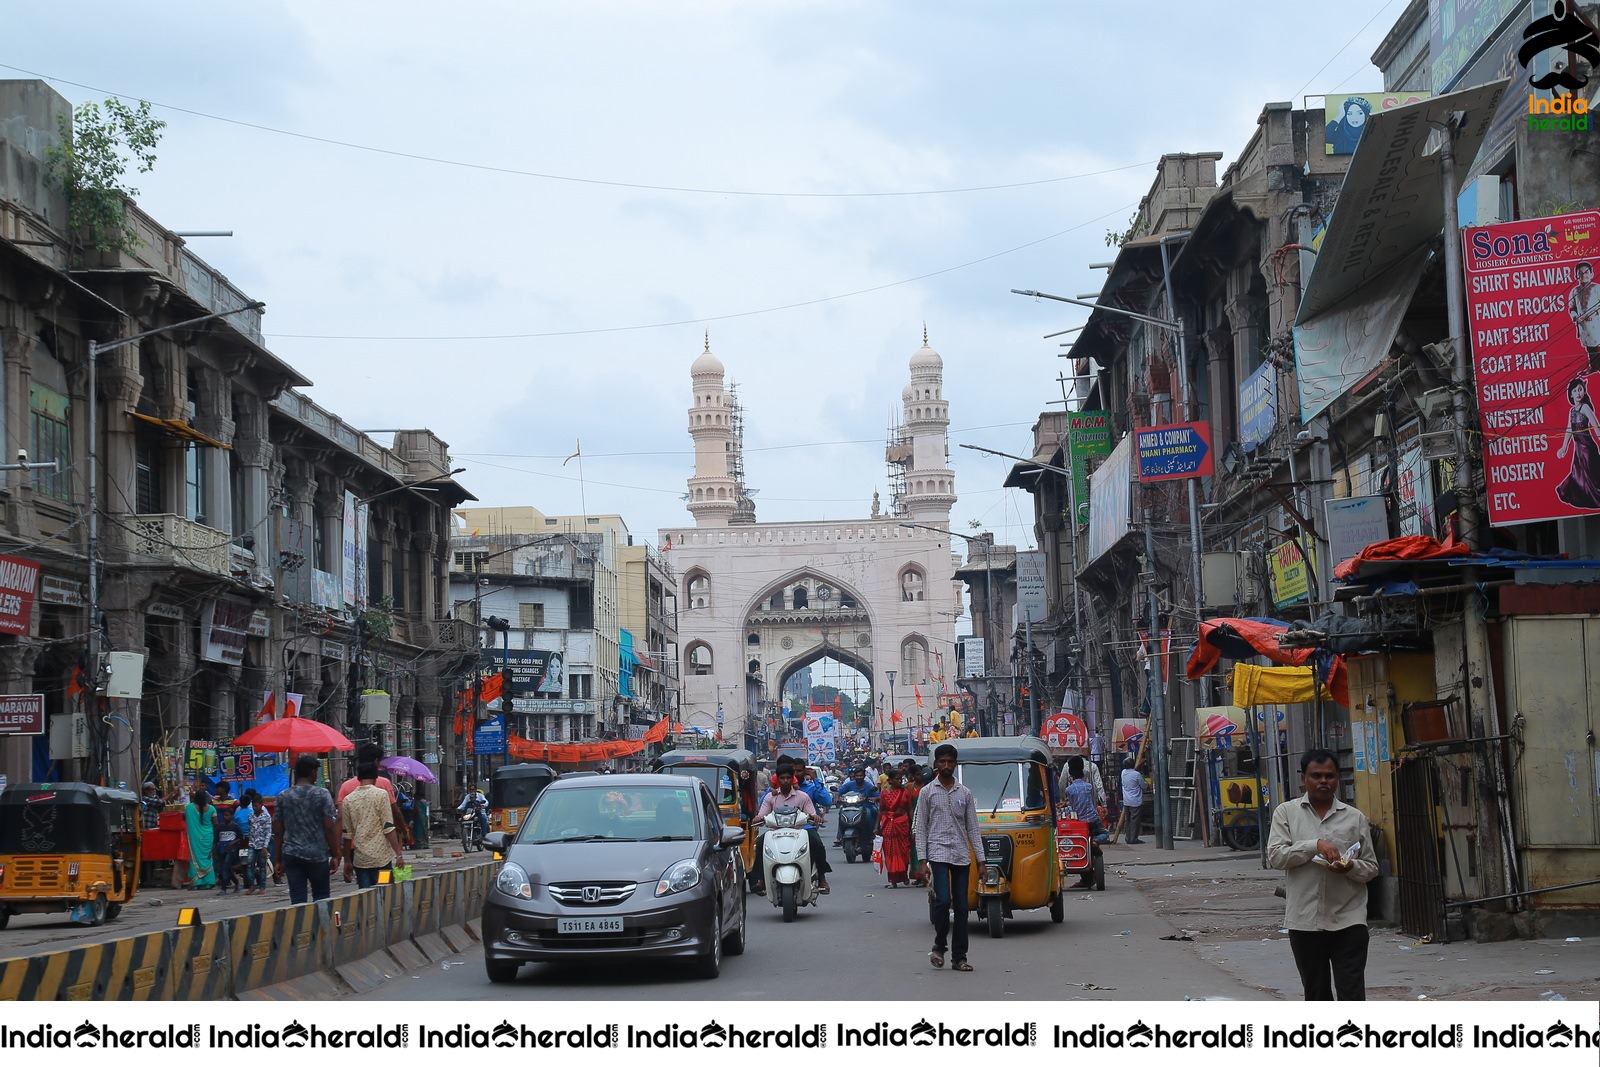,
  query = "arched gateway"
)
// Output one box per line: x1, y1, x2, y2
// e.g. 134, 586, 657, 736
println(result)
660, 335, 960, 748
